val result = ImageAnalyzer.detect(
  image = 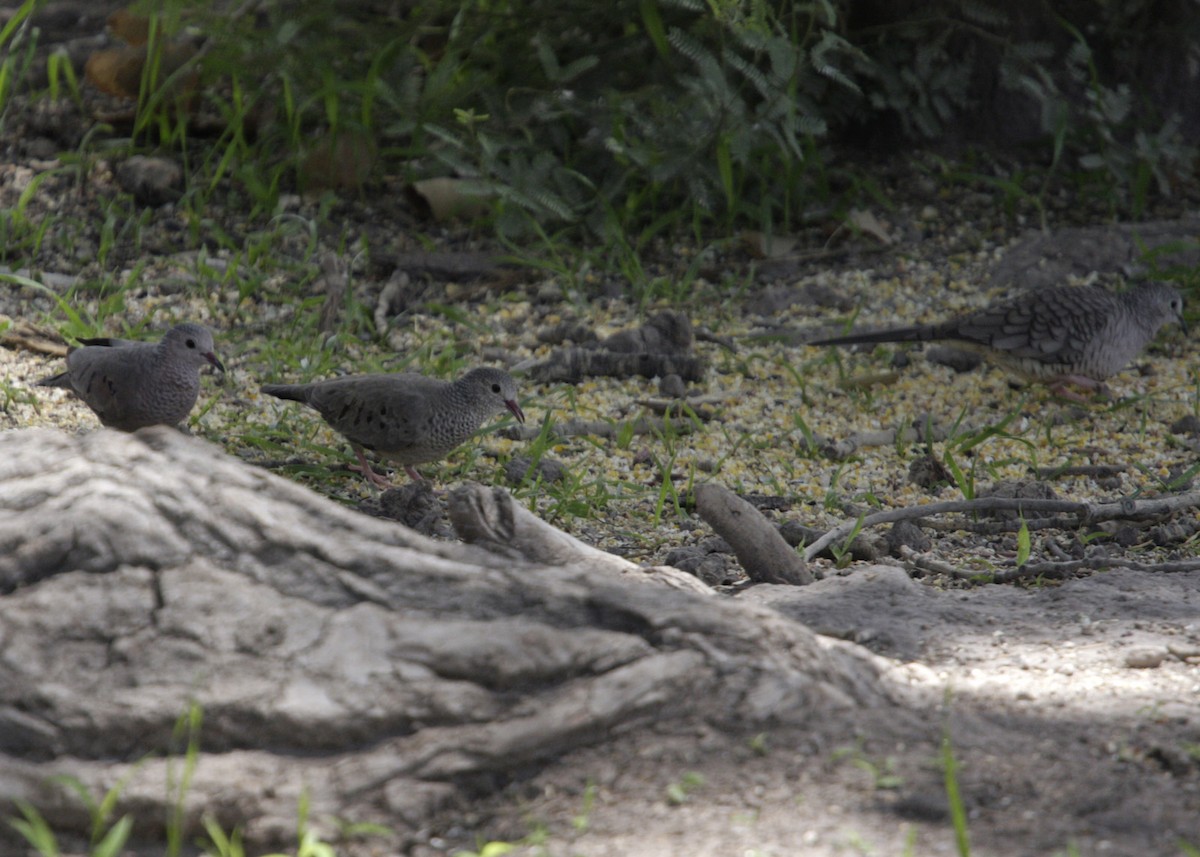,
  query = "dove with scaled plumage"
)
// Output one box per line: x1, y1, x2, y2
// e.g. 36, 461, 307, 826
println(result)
37, 322, 225, 430
809, 282, 1186, 394
260, 366, 526, 486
